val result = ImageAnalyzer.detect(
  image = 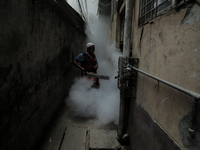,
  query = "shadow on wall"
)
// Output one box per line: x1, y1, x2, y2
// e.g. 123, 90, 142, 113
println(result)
130, 104, 182, 150
179, 110, 200, 150
0, 0, 86, 150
